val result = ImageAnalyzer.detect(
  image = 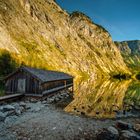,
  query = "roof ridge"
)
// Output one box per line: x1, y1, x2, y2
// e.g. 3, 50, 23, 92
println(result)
4, 66, 73, 82
22, 65, 68, 74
